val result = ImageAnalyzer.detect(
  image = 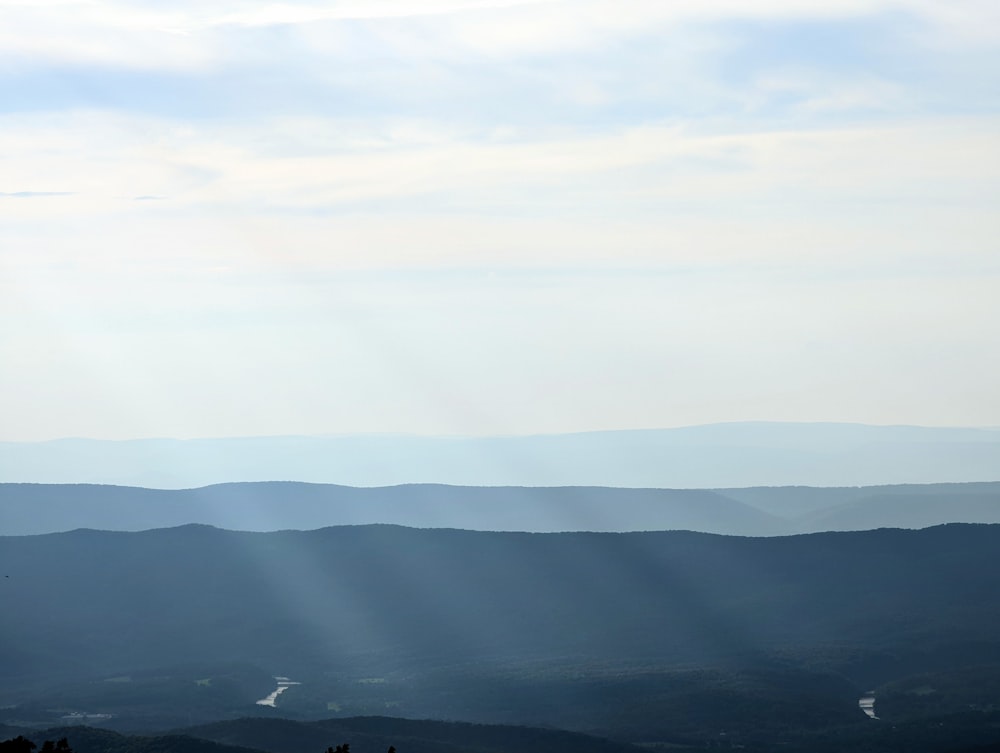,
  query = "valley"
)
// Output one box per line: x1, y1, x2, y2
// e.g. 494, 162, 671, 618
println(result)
2, 519, 999, 751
